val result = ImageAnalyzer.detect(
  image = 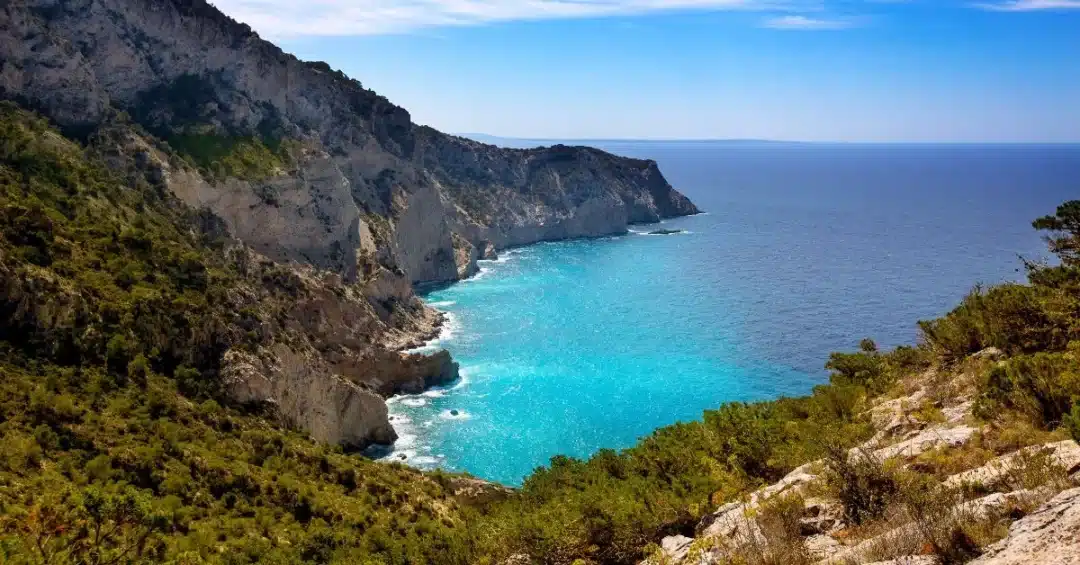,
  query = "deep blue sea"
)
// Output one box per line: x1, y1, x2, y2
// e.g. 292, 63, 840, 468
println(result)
384, 142, 1080, 485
